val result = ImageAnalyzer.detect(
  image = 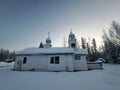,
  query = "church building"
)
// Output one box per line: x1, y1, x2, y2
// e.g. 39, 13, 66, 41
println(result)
14, 31, 88, 71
